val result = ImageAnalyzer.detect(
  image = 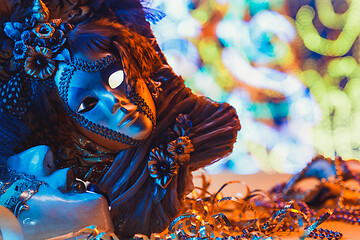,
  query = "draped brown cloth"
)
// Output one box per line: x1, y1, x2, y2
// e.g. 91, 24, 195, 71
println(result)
98, 66, 241, 237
